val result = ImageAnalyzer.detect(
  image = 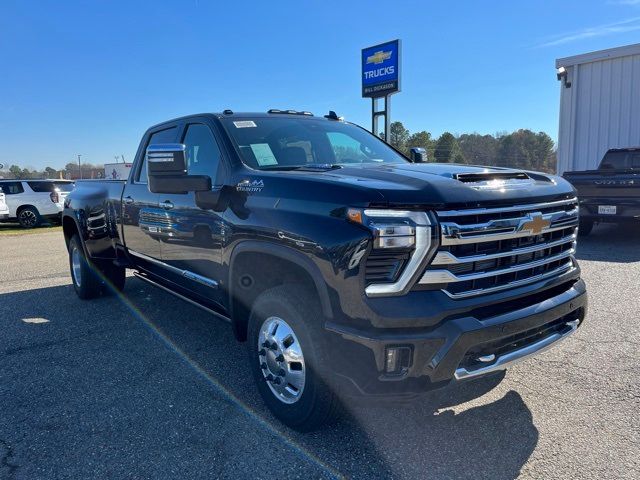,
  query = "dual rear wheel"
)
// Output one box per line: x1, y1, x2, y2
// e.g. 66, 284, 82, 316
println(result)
68, 235, 125, 299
